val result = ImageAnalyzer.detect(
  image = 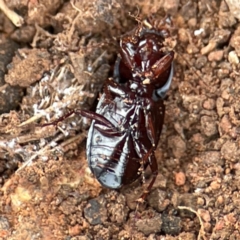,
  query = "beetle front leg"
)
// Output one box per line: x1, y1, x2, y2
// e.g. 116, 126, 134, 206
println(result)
102, 78, 134, 117
104, 78, 130, 98
101, 78, 128, 109
143, 51, 174, 84
152, 51, 174, 79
